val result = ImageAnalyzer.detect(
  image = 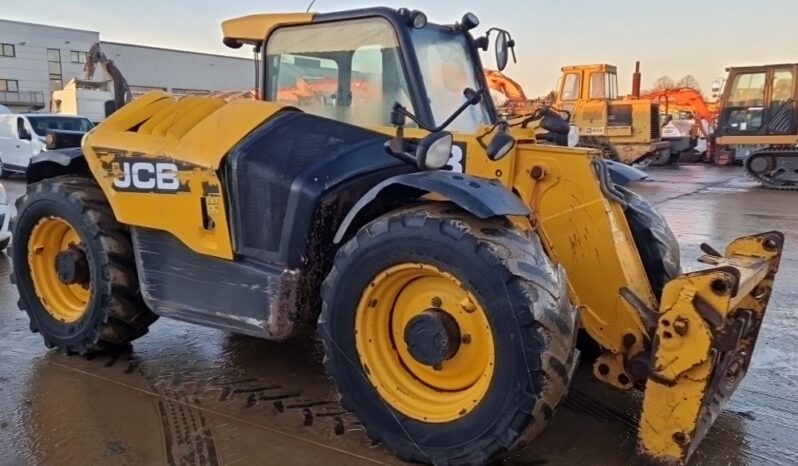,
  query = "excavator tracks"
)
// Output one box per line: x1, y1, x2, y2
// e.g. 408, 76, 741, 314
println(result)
744, 147, 798, 191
